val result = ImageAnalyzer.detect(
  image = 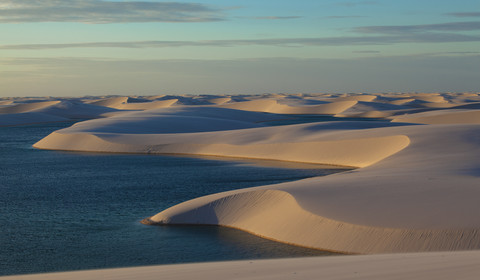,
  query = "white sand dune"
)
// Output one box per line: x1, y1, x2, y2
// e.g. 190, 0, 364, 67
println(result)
0, 100, 14, 106
7, 92, 480, 279
205, 97, 231, 105
386, 93, 463, 109
51, 107, 284, 134
35, 101, 119, 119
388, 98, 416, 105
143, 95, 166, 100
328, 94, 377, 102
220, 99, 280, 112
221, 99, 357, 114
3, 251, 480, 280
0, 101, 61, 114
447, 93, 480, 104
449, 102, 480, 110
334, 101, 411, 118
139, 124, 480, 253
411, 94, 446, 103
277, 96, 329, 106
392, 109, 480, 124
0, 100, 119, 126
374, 92, 474, 108
88, 96, 129, 107
112, 99, 178, 110
89, 96, 178, 110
